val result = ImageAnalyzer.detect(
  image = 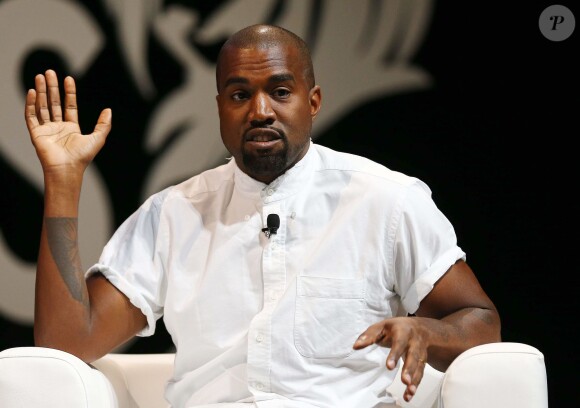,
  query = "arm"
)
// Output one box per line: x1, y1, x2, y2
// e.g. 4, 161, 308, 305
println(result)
26, 70, 147, 362
353, 259, 501, 402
